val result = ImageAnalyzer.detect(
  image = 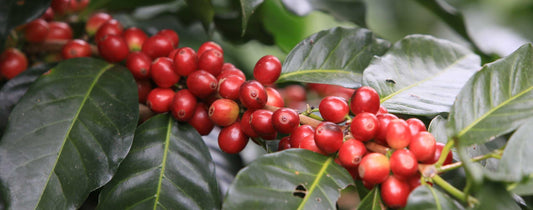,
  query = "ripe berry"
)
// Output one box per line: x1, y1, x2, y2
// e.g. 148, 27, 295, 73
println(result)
375, 113, 399, 145
406, 118, 426, 136
240, 109, 259, 138
46, 21, 73, 41
217, 66, 246, 81
86, 12, 112, 36
68, 0, 89, 12
299, 133, 326, 155
173, 47, 198, 76
218, 122, 249, 154
338, 139, 367, 168
409, 131, 437, 162
95, 19, 123, 43
265, 87, 284, 108
170, 89, 197, 122
272, 108, 300, 134
136, 79, 152, 104
350, 86, 380, 115
250, 109, 276, 138
198, 41, 223, 57
41, 7, 54, 21
186, 70, 218, 99
218, 75, 245, 100
290, 125, 314, 148
97, 34, 129, 63
142, 35, 174, 59
189, 103, 215, 135
151, 57, 180, 88
126, 51, 152, 79
350, 112, 379, 142
425, 142, 453, 165
283, 84, 306, 103
381, 175, 410, 209
386, 119, 412, 149
390, 149, 418, 178
314, 122, 344, 154
198, 49, 224, 76
209, 99, 240, 127
239, 80, 268, 109
278, 136, 291, 151
156, 29, 179, 48
61, 39, 92, 59
146, 88, 175, 113
0, 48, 28, 79
51, 0, 70, 15
319, 96, 349, 123
24, 18, 48, 43
123, 27, 148, 51
253, 55, 281, 85
358, 152, 390, 185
